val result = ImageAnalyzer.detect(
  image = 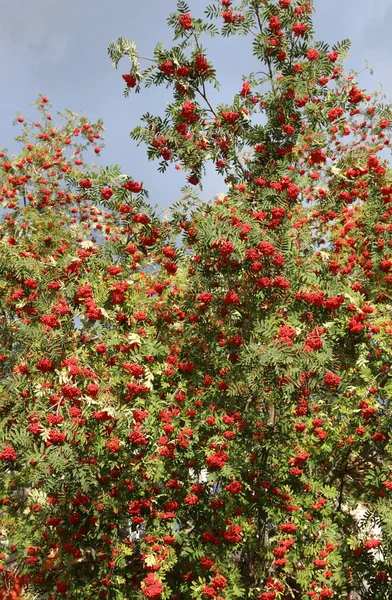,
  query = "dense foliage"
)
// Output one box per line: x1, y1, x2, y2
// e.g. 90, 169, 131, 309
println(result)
1, 1, 392, 599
